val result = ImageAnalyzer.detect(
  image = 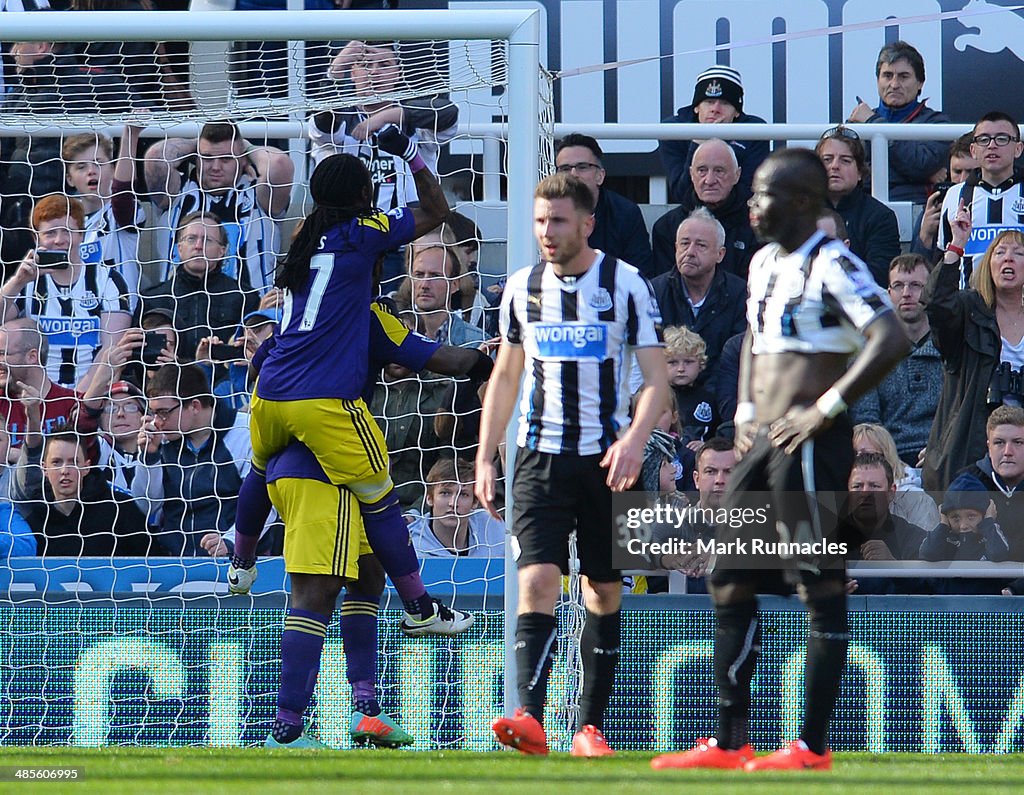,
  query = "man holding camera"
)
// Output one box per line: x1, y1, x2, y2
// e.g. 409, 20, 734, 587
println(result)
0, 194, 131, 391
138, 212, 255, 362
132, 362, 250, 557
